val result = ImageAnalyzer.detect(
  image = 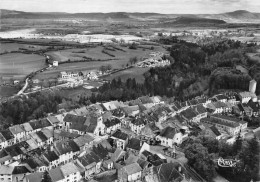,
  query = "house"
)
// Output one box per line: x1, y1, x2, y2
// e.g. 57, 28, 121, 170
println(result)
212, 115, 247, 130
9, 125, 26, 143
194, 104, 208, 120
64, 114, 105, 136
206, 101, 229, 114
30, 131, 48, 147
126, 138, 142, 155
48, 166, 64, 182
0, 165, 14, 182
29, 119, 53, 132
238, 91, 257, 103
25, 172, 43, 182
145, 163, 189, 182
156, 126, 186, 147
101, 101, 125, 111
0, 130, 15, 146
73, 134, 94, 151
0, 133, 8, 150
102, 159, 113, 170
12, 165, 31, 182
110, 130, 129, 150
121, 105, 140, 117
22, 157, 48, 173
201, 124, 222, 140
4, 143, 25, 161
140, 123, 160, 140
76, 152, 102, 179
0, 150, 13, 166
180, 107, 199, 123
247, 100, 260, 116
118, 162, 142, 182
42, 149, 60, 169
104, 118, 121, 134
213, 94, 228, 103
111, 148, 126, 163
60, 162, 81, 182
54, 140, 80, 165
201, 115, 245, 136
54, 130, 80, 141
41, 128, 54, 145
129, 118, 146, 134
21, 123, 34, 136
47, 116, 61, 129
